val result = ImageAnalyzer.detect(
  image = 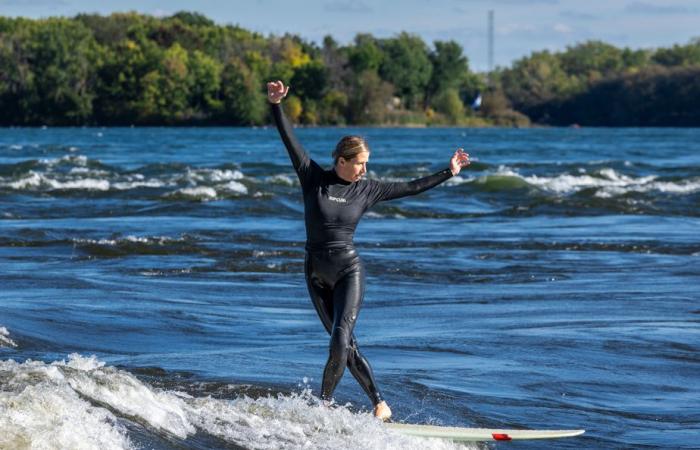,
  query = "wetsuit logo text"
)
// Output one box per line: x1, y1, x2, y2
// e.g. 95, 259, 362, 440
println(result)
328, 195, 347, 203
